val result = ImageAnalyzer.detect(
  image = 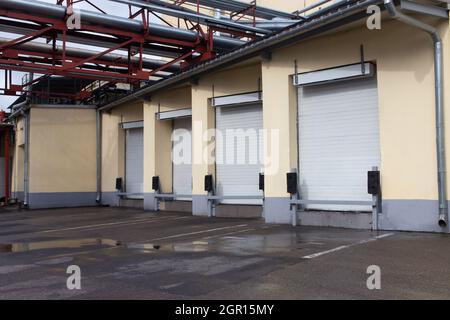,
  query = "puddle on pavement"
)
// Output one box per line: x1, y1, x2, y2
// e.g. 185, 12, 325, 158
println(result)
0, 232, 331, 255
125, 233, 309, 255
0, 238, 122, 253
